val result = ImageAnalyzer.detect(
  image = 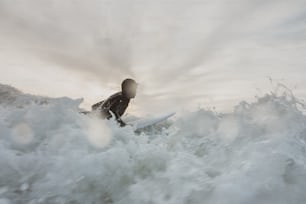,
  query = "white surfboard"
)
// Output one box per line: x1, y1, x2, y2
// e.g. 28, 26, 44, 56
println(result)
129, 112, 176, 131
